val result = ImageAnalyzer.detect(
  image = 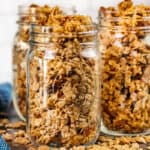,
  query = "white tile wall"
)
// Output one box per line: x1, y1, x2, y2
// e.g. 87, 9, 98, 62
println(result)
0, 0, 149, 83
